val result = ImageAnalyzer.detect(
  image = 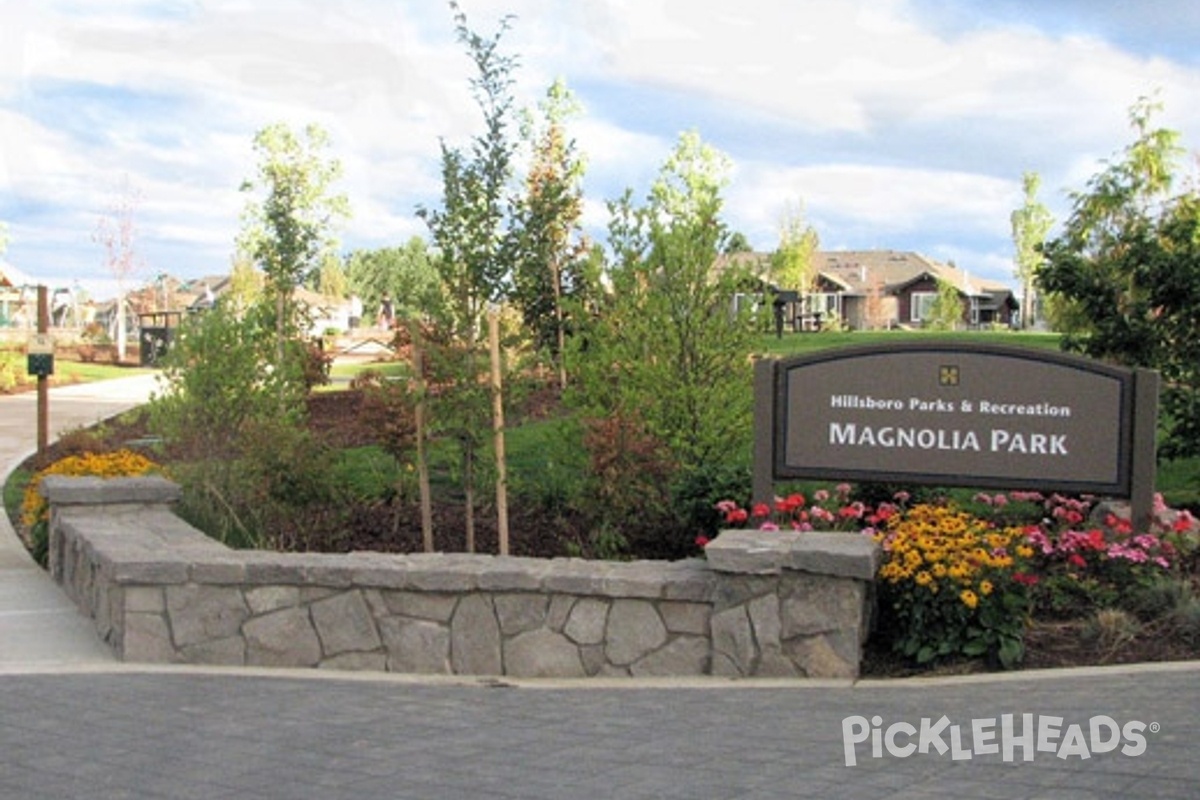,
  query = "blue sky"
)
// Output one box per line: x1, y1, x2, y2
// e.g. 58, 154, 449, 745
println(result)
3, 0, 1200, 299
